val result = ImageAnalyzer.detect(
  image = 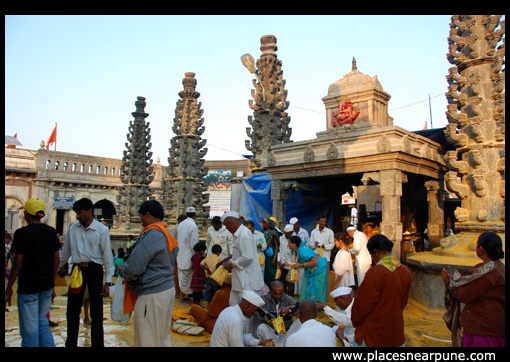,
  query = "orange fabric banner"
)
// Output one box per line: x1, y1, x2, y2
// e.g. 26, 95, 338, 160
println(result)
46, 124, 57, 150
